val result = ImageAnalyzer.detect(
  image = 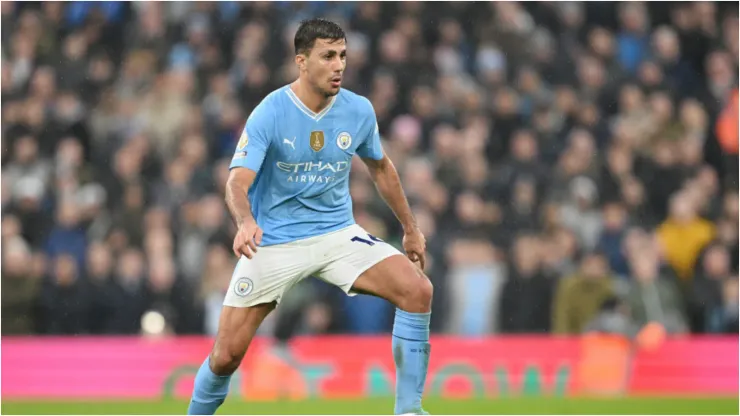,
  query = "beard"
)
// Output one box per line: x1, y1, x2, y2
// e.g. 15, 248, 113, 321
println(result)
319, 83, 340, 97
308, 75, 340, 97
